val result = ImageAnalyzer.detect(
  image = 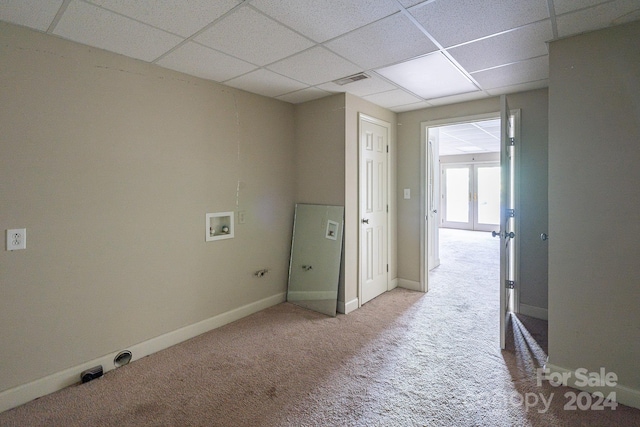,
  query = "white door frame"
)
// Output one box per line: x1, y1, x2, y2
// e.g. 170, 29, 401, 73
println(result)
358, 113, 391, 307
420, 112, 508, 293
